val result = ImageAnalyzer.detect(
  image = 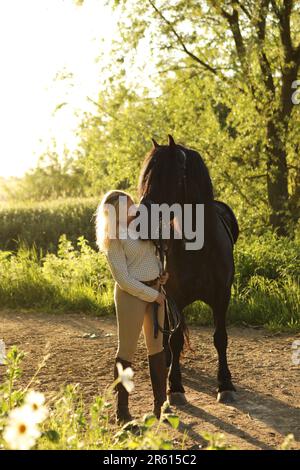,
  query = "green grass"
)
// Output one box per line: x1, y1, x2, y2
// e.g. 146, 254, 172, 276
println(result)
0, 197, 99, 253
0, 347, 179, 450
0, 347, 296, 450
185, 233, 300, 331
0, 235, 114, 315
0, 233, 299, 331
185, 275, 300, 332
